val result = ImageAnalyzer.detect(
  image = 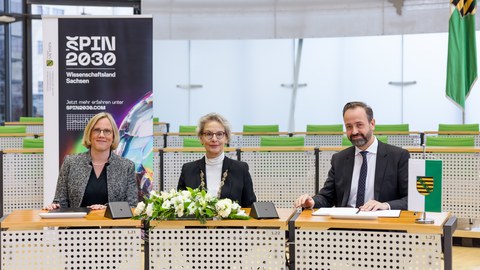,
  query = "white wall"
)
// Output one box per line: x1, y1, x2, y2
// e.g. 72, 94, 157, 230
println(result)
153, 33, 480, 132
